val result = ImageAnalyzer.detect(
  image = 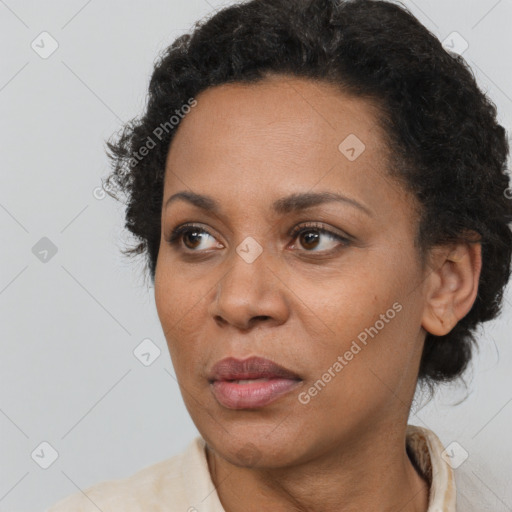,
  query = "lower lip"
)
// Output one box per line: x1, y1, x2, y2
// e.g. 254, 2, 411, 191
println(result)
211, 378, 302, 409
